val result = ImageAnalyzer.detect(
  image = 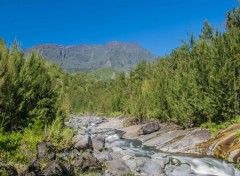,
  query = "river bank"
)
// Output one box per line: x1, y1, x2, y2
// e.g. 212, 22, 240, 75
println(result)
19, 115, 240, 175
70, 115, 240, 175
